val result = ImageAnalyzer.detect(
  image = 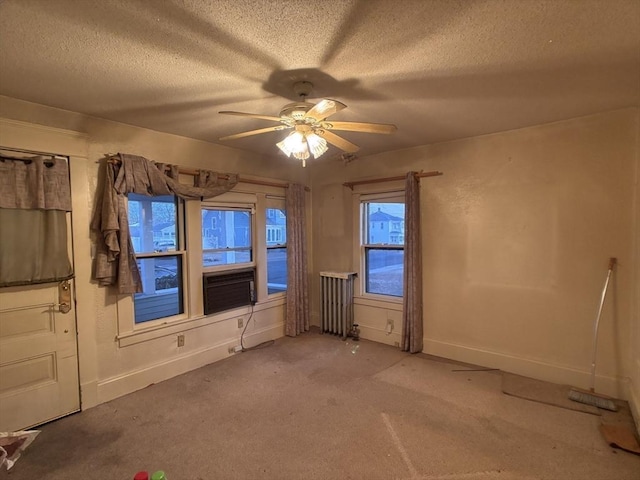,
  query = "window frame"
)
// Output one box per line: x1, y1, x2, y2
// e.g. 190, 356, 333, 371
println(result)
200, 201, 256, 273
359, 191, 405, 301
125, 193, 189, 329
116, 187, 289, 347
